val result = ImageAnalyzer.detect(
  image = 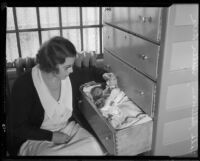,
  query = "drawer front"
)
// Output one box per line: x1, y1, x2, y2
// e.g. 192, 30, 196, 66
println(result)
104, 7, 162, 42
104, 50, 155, 116
79, 94, 116, 155
116, 120, 153, 155
104, 26, 160, 80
